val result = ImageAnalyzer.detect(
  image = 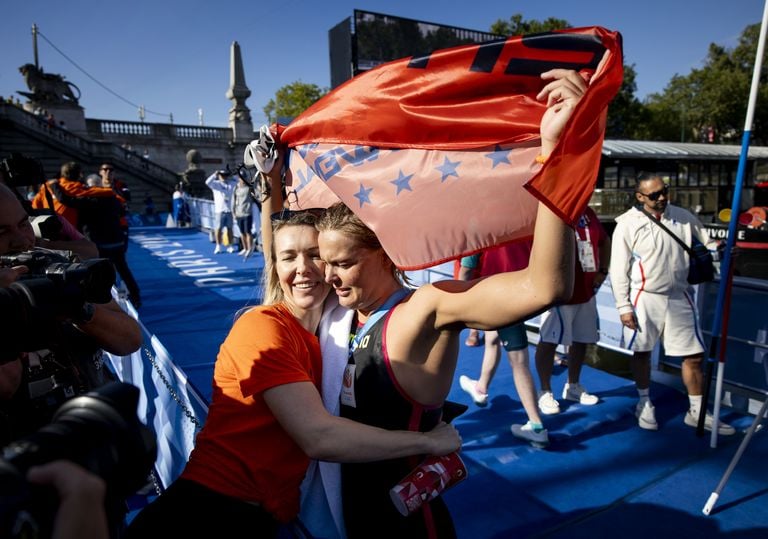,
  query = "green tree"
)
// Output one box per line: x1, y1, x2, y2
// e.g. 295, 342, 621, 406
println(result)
490, 14, 570, 36
643, 22, 767, 143
263, 81, 327, 124
606, 64, 649, 139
